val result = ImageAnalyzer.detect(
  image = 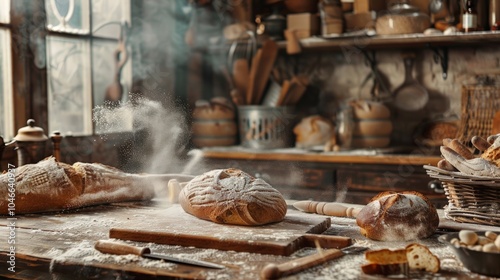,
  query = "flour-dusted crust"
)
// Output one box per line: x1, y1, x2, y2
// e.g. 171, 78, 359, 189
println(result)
356, 191, 439, 241
178, 168, 287, 226
0, 157, 192, 214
